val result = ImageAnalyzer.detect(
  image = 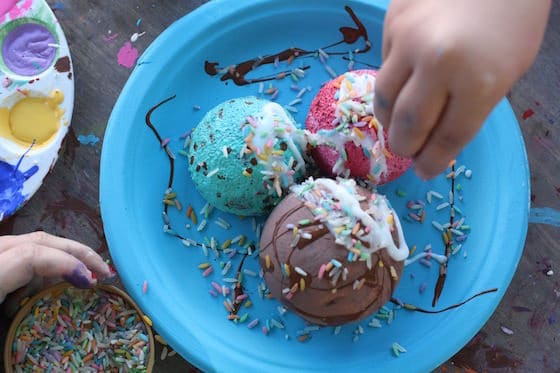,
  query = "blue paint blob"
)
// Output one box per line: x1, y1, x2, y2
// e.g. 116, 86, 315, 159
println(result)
51, 3, 65, 10
0, 160, 38, 218
77, 133, 100, 146
529, 207, 560, 227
